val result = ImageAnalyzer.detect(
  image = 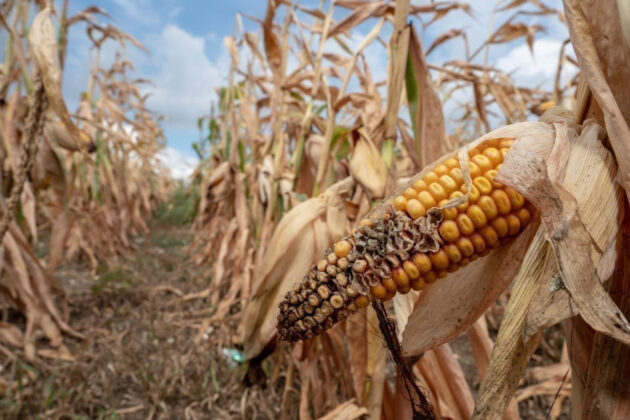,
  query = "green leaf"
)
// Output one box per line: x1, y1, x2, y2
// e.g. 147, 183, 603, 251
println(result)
381, 139, 395, 168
